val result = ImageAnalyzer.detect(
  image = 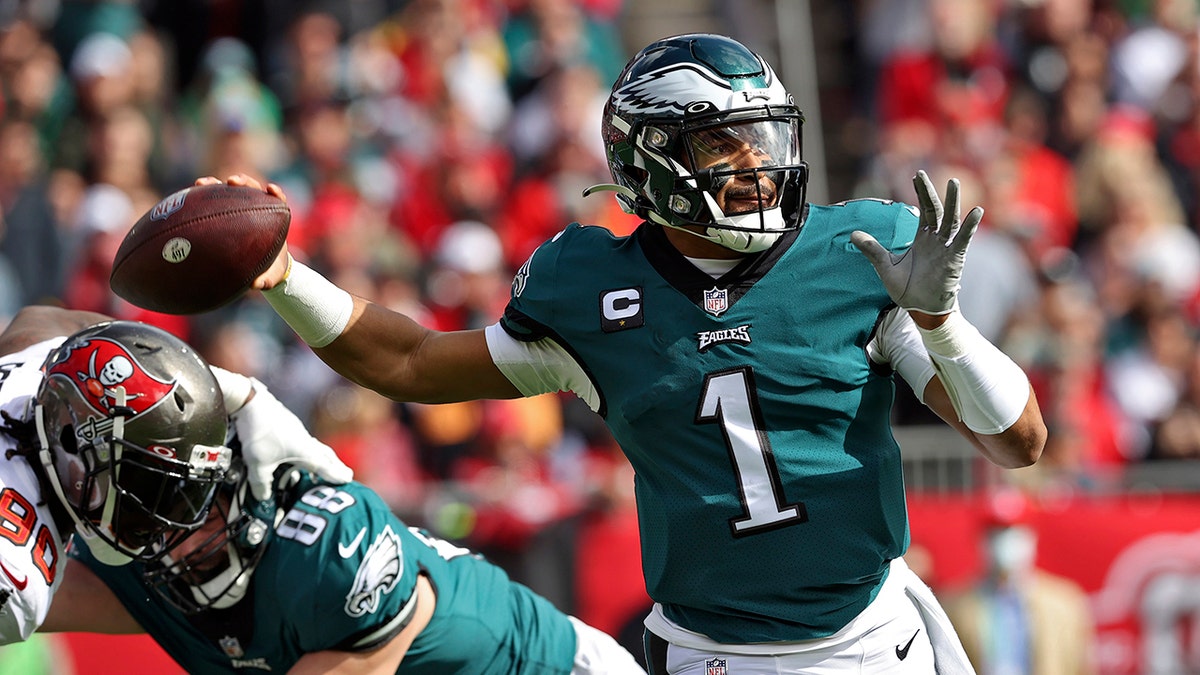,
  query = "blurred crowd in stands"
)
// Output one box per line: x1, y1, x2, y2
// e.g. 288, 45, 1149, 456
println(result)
847, 0, 1200, 495
4, 0, 1200, 644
